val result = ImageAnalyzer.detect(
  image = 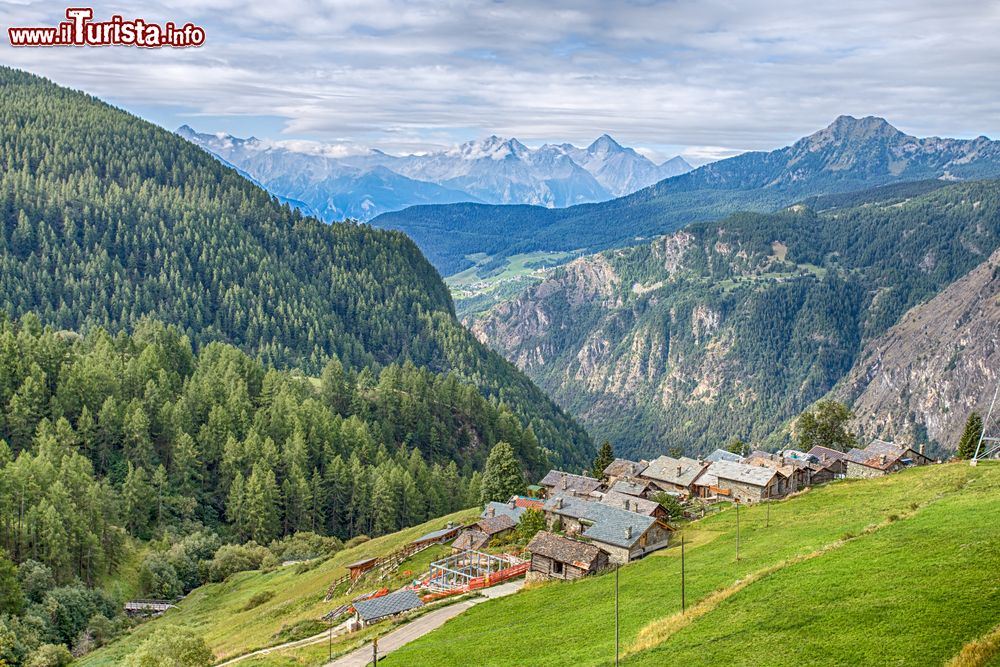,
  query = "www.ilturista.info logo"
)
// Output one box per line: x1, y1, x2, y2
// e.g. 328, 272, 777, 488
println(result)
8, 8, 205, 48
